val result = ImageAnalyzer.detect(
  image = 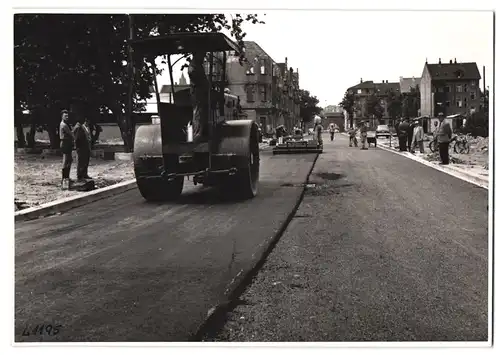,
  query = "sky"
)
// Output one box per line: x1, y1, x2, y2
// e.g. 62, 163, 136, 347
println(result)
155, 10, 494, 108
